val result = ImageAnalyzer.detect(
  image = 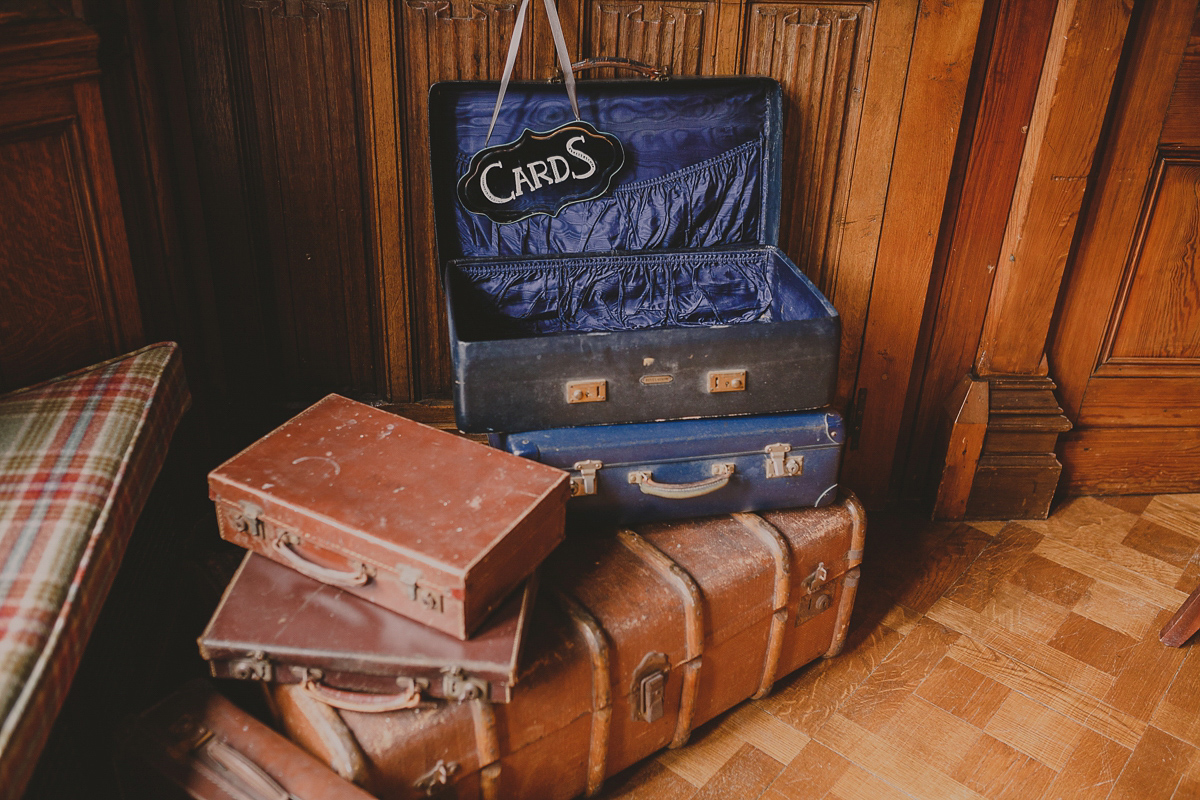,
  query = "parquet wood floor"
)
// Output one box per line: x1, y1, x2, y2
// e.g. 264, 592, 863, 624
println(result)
595, 494, 1200, 800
